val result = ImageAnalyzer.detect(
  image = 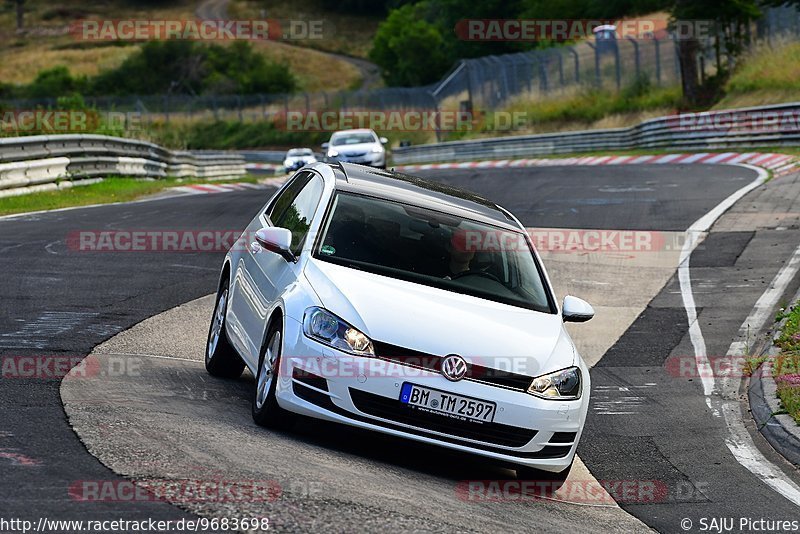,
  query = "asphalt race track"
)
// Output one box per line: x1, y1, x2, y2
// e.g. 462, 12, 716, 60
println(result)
3, 164, 800, 532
